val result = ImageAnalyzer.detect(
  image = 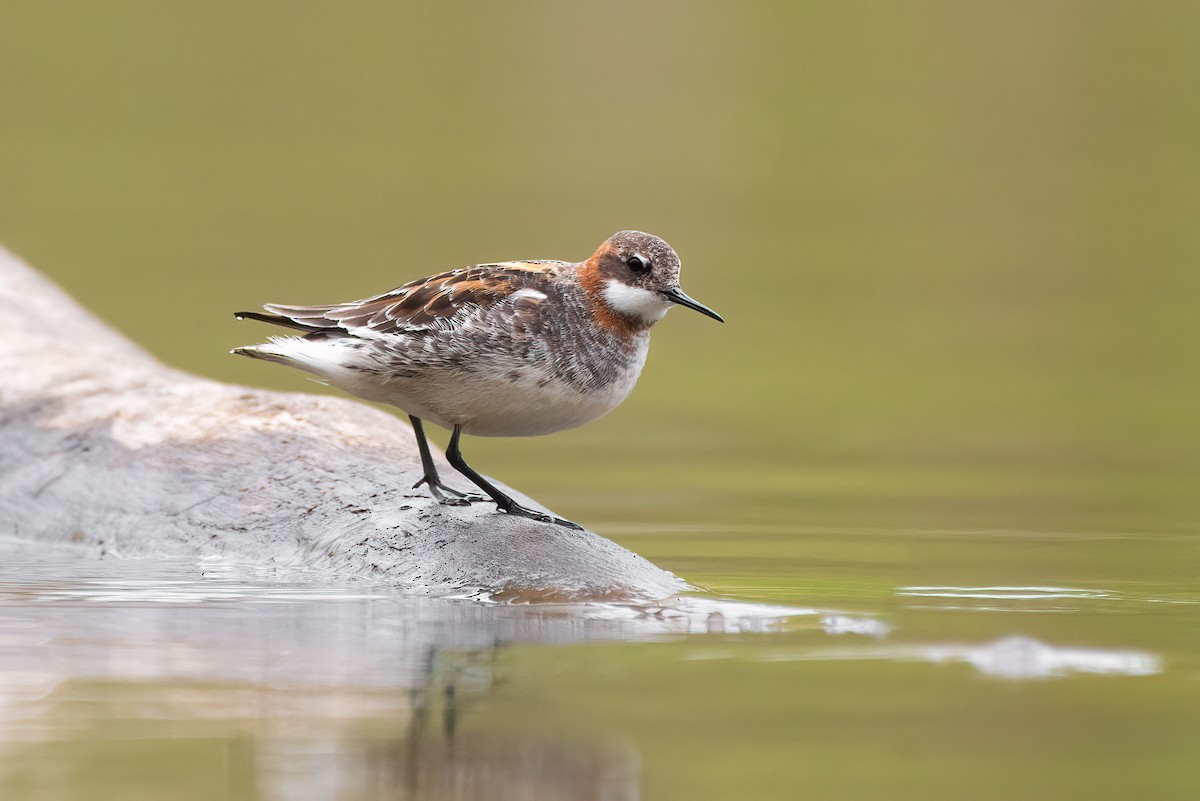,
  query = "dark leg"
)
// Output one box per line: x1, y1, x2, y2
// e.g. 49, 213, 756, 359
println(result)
409, 416, 485, 505
444, 424, 583, 530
